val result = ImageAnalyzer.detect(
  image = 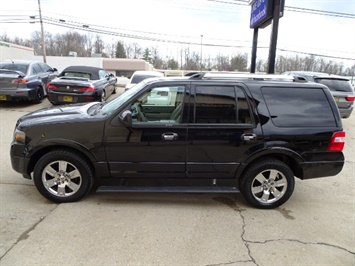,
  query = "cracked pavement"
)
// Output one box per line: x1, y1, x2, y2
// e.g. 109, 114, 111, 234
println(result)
0, 94, 354, 265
